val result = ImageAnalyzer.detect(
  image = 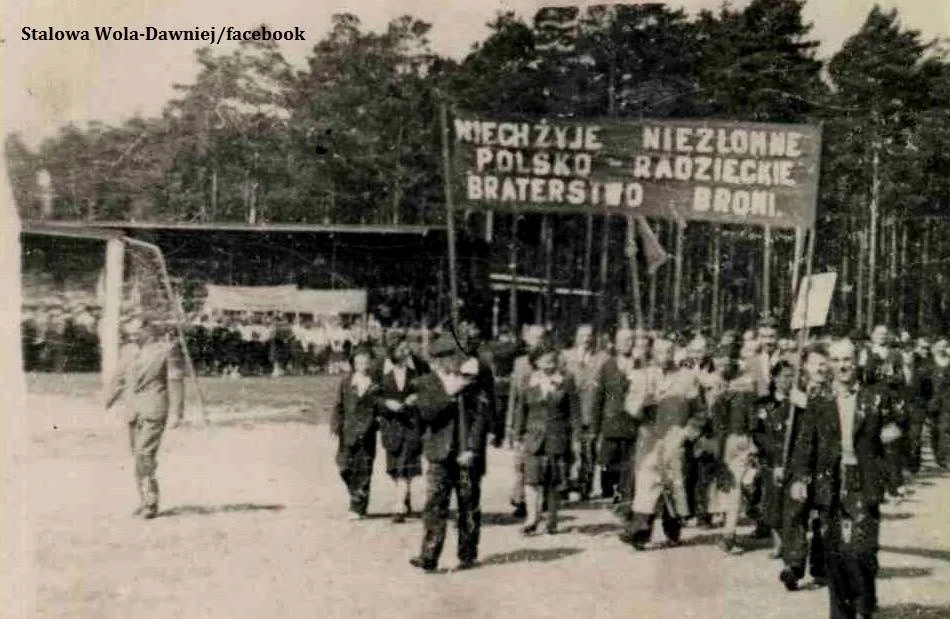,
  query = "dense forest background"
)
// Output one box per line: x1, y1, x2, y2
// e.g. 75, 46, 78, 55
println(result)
7, 1, 950, 332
